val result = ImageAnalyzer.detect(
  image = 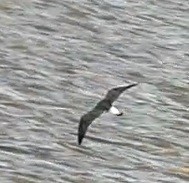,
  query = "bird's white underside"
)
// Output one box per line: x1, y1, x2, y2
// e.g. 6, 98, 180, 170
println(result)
109, 106, 122, 115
